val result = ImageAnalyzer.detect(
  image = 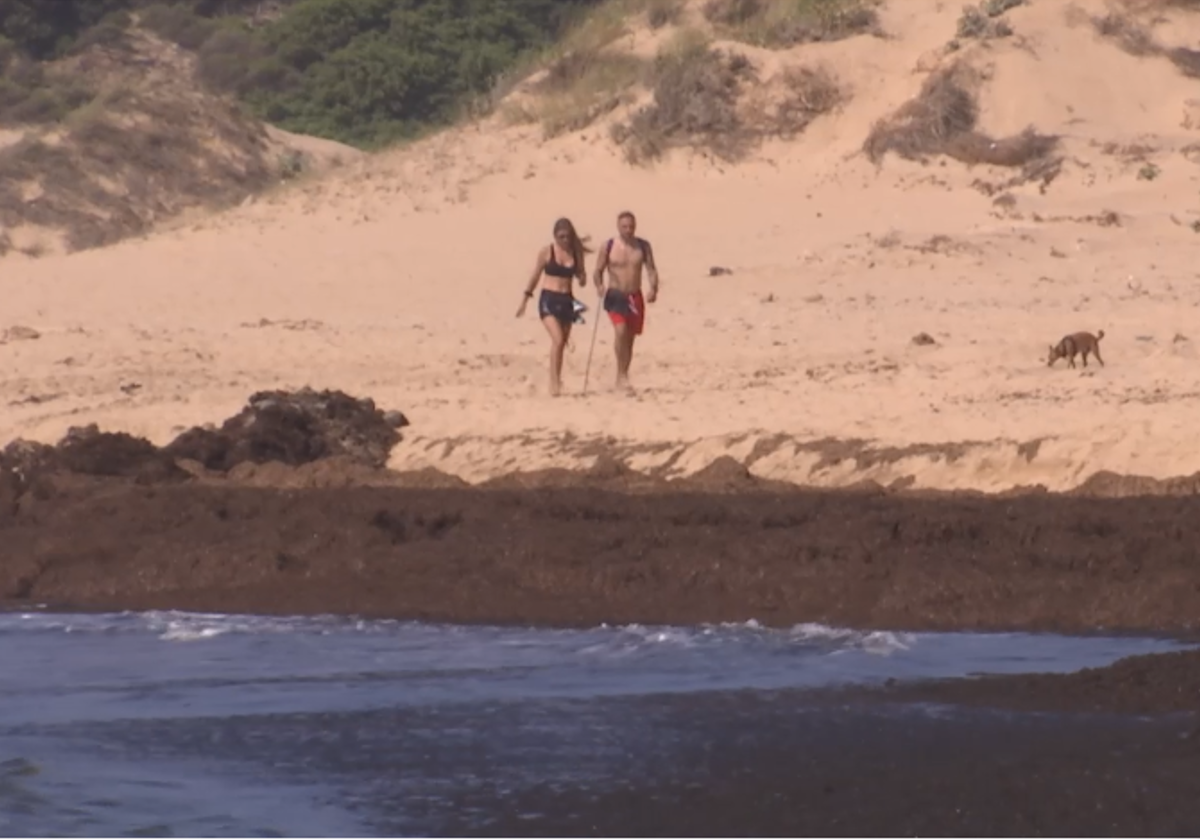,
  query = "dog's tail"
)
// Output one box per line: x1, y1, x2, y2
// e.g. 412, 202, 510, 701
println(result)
1097, 329, 1105, 341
